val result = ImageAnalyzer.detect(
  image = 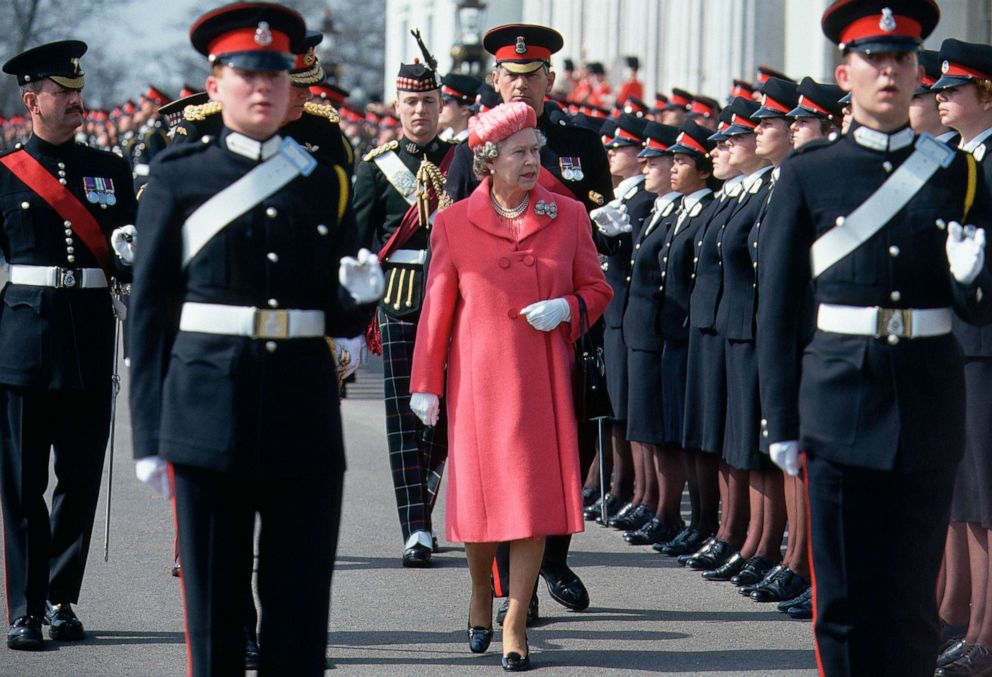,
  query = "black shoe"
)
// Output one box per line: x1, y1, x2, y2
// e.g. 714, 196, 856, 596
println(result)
542, 567, 590, 611
7, 616, 43, 651
585, 493, 623, 522
600, 500, 636, 526
245, 633, 260, 670
786, 592, 813, 620
678, 537, 716, 566
501, 639, 530, 672
935, 644, 992, 677
625, 518, 684, 546
750, 568, 808, 603
581, 486, 598, 508
653, 526, 693, 554
687, 540, 738, 571
938, 639, 971, 670
667, 529, 710, 558
739, 564, 784, 596
702, 553, 746, 581
45, 602, 84, 641
171, 557, 181, 578
467, 624, 493, 654
432, 535, 440, 554
730, 556, 774, 587
402, 543, 432, 567
496, 594, 539, 627
777, 586, 811, 612
610, 505, 654, 531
